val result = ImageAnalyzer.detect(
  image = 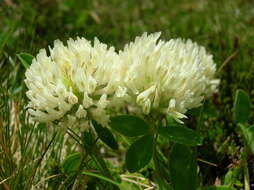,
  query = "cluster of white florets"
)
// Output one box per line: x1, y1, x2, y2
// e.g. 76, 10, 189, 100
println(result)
117, 33, 219, 123
25, 32, 219, 126
25, 37, 120, 126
